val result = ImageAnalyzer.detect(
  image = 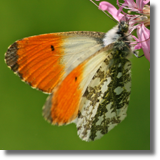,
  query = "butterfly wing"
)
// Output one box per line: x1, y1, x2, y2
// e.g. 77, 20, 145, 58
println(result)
42, 46, 113, 125
5, 27, 132, 141
5, 31, 105, 93
76, 55, 131, 141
